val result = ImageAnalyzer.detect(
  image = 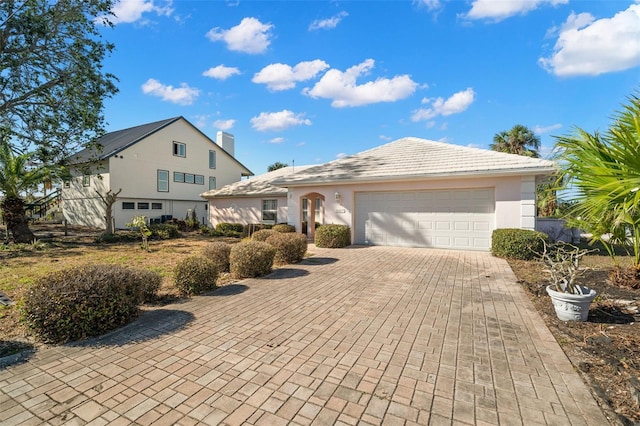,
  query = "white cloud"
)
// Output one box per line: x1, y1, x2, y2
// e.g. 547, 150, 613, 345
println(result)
539, 5, 640, 76
206, 17, 273, 54
303, 59, 418, 107
253, 60, 329, 91
534, 123, 562, 134
141, 78, 199, 105
336, 152, 348, 159
268, 137, 285, 144
414, 0, 442, 12
411, 88, 476, 122
309, 11, 348, 31
109, 0, 173, 24
203, 65, 241, 80
379, 135, 393, 141
464, 0, 568, 22
213, 119, 235, 131
250, 110, 312, 132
